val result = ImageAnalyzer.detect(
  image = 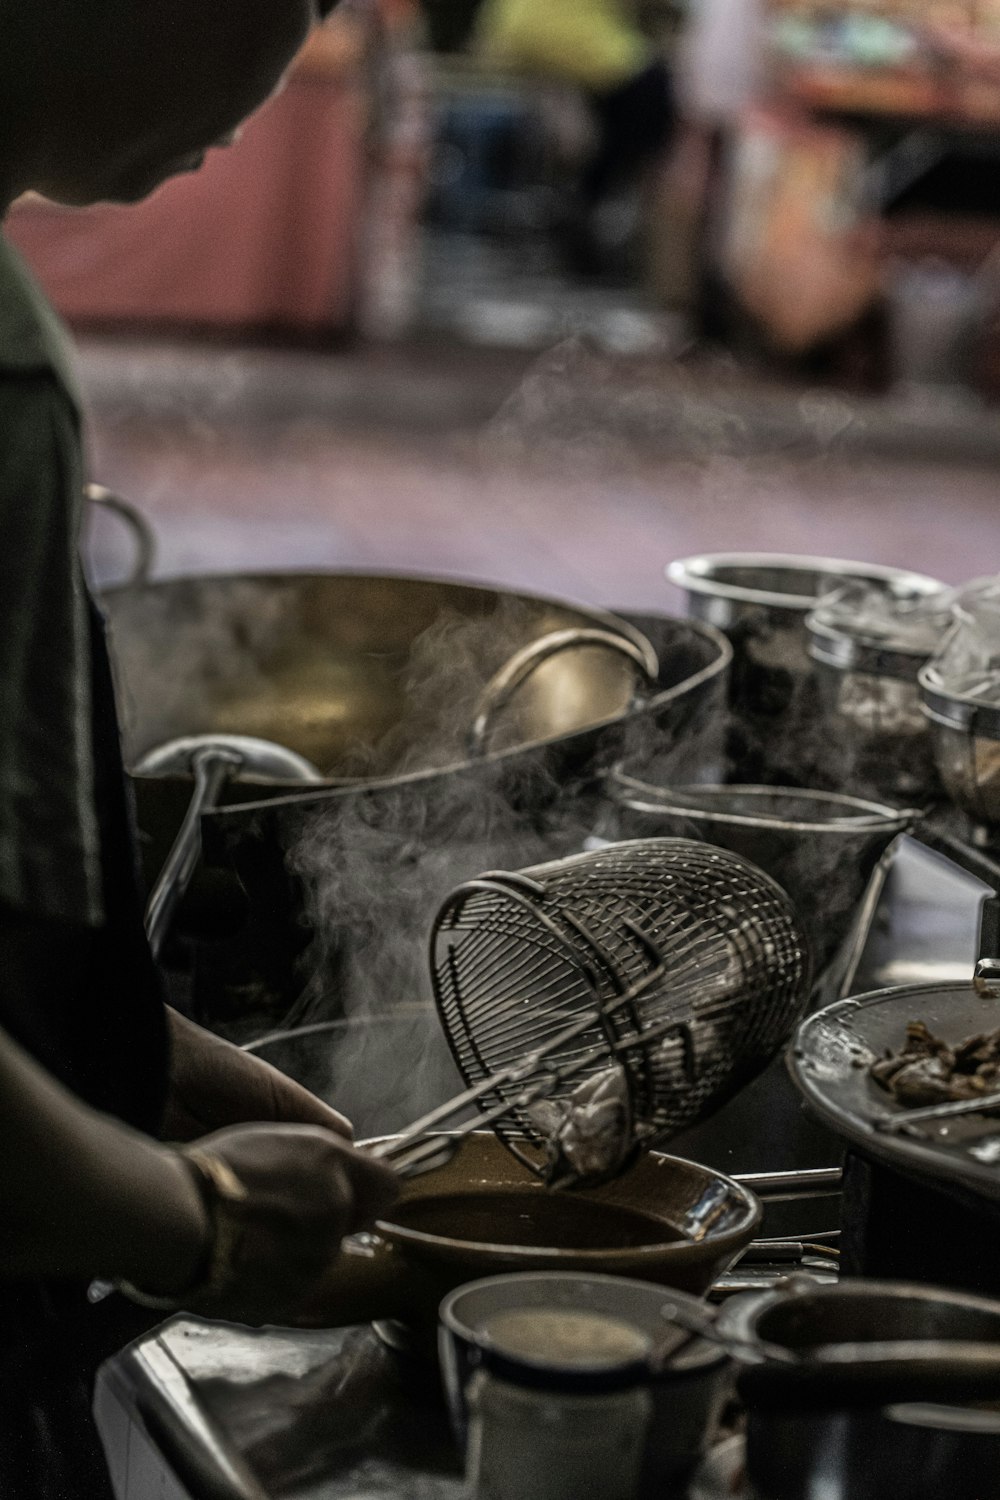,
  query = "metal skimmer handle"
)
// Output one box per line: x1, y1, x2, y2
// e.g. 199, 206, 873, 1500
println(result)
138, 735, 322, 960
